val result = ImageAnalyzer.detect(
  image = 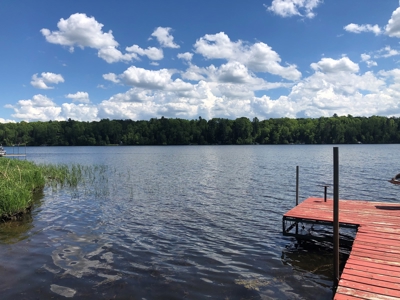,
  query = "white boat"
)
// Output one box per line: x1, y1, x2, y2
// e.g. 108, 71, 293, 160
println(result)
0, 145, 6, 157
